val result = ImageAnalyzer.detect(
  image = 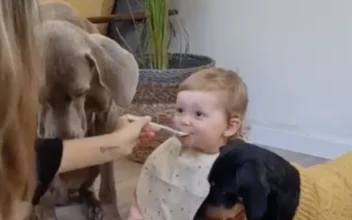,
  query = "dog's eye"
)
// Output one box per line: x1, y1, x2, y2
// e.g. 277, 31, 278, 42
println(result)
221, 191, 228, 195
210, 182, 215, 187
74, 91, 87, 98
64, 93, 72, 102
